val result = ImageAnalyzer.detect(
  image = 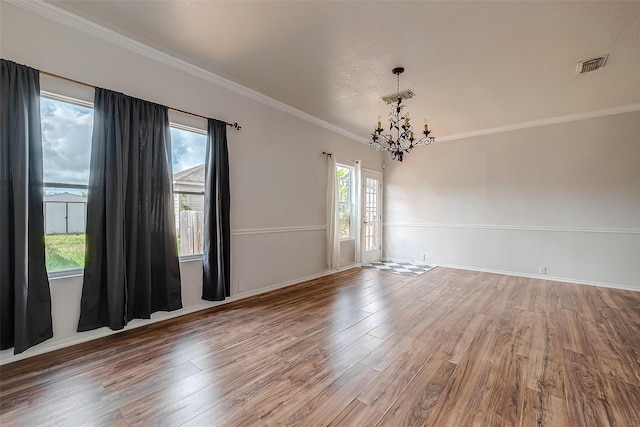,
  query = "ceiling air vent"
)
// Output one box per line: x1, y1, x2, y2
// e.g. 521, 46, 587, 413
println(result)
576, 54, 608, 74
381, 89, 415, 104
